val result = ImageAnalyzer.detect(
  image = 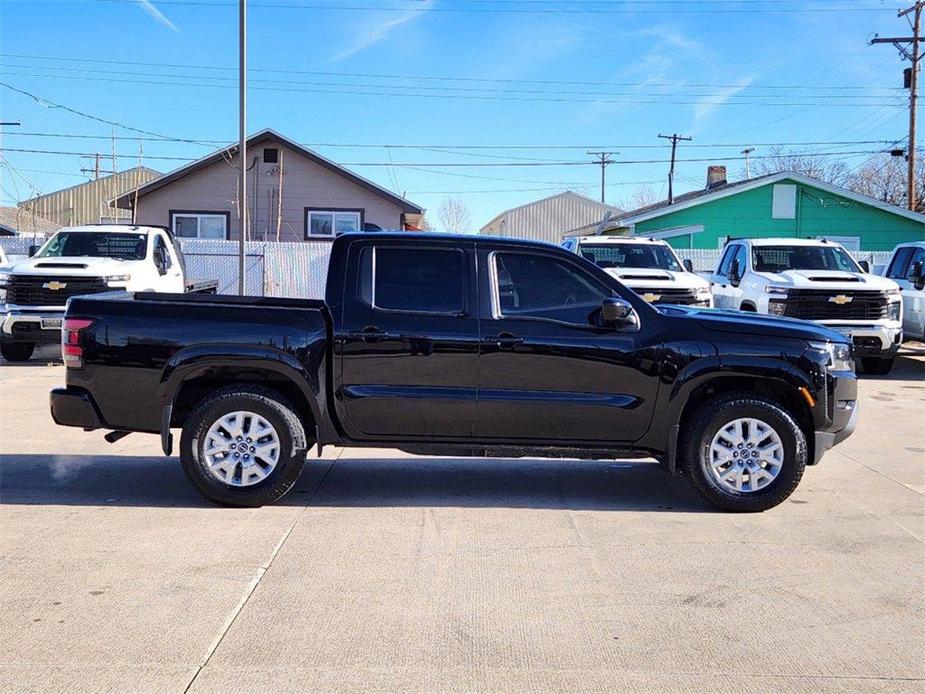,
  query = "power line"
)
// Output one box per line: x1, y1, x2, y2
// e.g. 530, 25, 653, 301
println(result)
658, 133, 693, 203
587, 151, 617, 203
85, 0, 895, 14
